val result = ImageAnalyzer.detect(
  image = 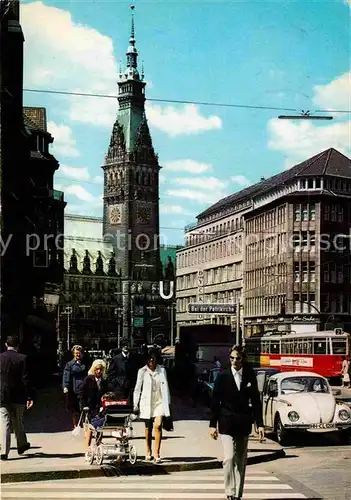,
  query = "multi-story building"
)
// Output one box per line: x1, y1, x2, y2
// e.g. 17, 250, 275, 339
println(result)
176, 148, 351, 339
58, 214, 179, 351
176, 189, 250, 337
0, 0, 65, 347
244, 148, 351, 336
